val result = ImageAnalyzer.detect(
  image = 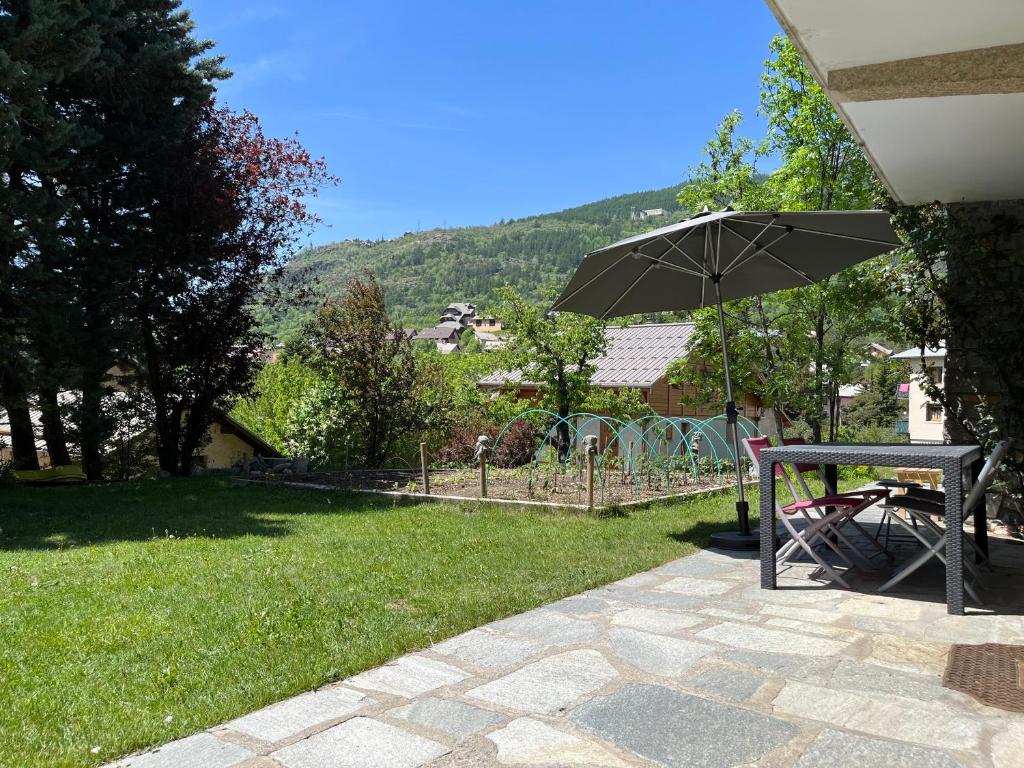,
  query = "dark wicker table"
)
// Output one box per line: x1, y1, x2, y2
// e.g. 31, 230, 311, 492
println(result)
758, 443, 984, 615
